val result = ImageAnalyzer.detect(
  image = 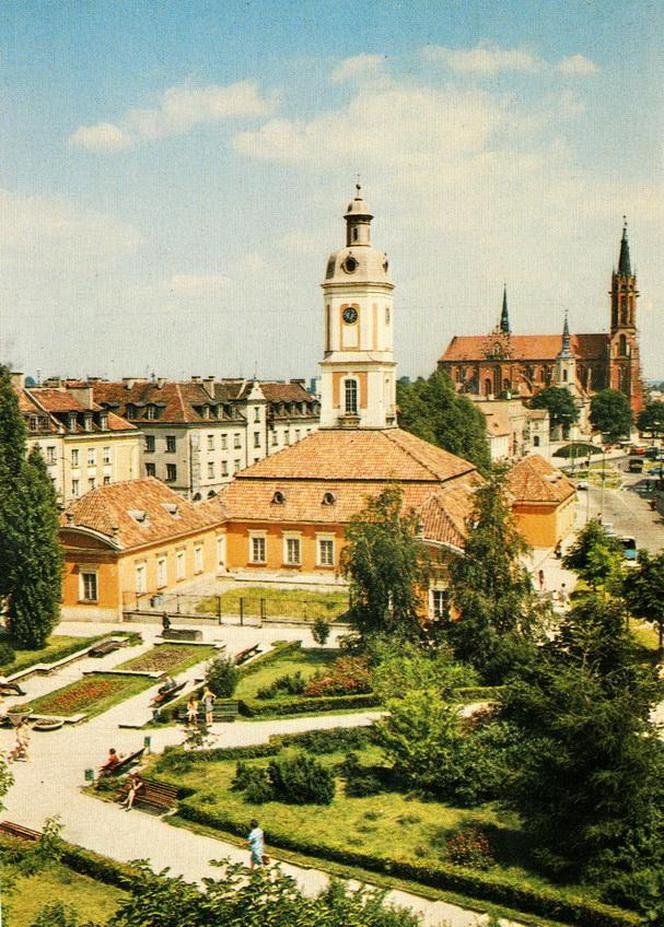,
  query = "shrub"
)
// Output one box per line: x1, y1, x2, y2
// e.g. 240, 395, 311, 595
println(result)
345, 772, 384, 797
239, 691, 380, 717
303, 655, 372, 697
205, 655, 238, 698
231, 760, 274, 802
256, 671, 306, 700
0, 642, 15, 667
267, 752, 335, 805
445, 825, 494, 870
312, 617, 331, 646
